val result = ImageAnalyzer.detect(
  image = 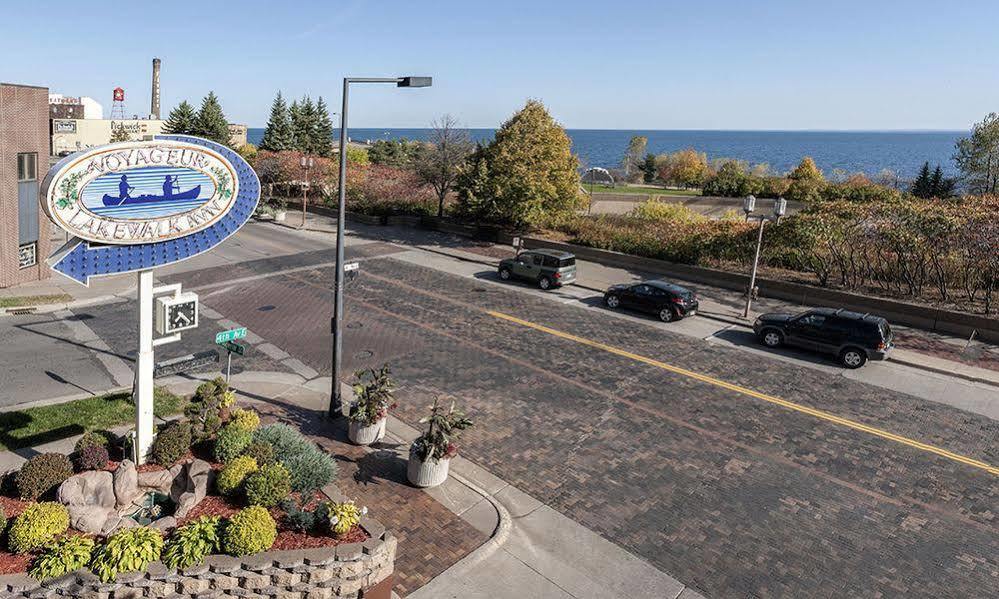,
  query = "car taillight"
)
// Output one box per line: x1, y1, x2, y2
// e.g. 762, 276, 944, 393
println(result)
553, 272, 561, 279
877, 341, 886, 350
